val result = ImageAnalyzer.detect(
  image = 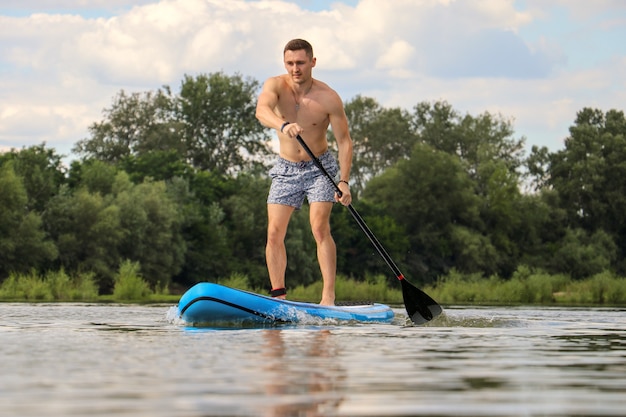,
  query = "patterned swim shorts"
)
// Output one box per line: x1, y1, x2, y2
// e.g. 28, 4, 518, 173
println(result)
267, 151, 339, 209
